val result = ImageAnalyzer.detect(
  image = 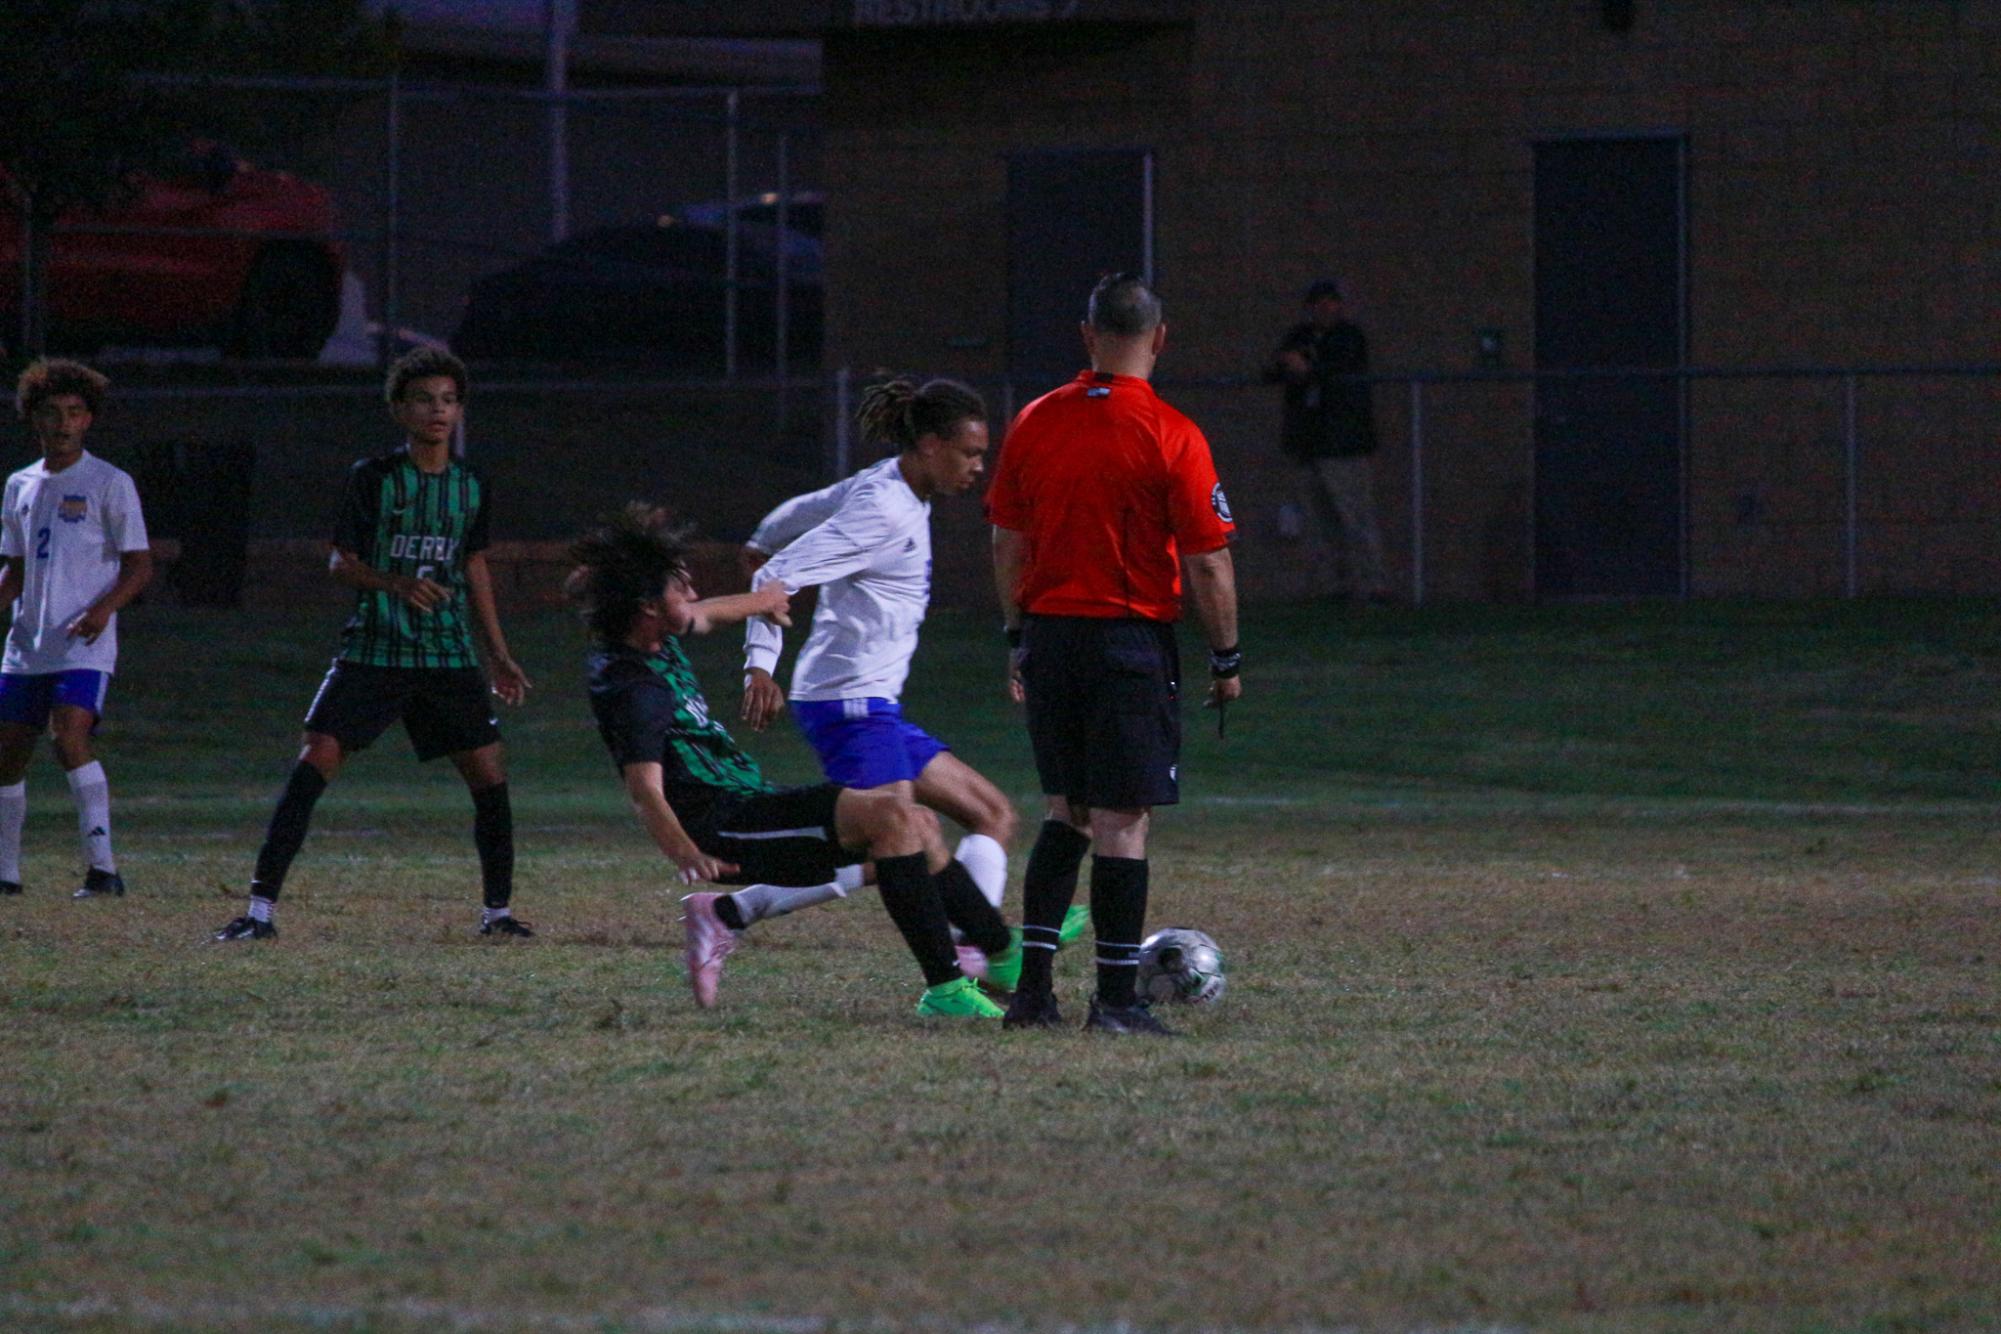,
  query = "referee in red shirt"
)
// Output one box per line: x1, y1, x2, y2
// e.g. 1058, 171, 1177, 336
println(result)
987, 272, 1241, 1036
